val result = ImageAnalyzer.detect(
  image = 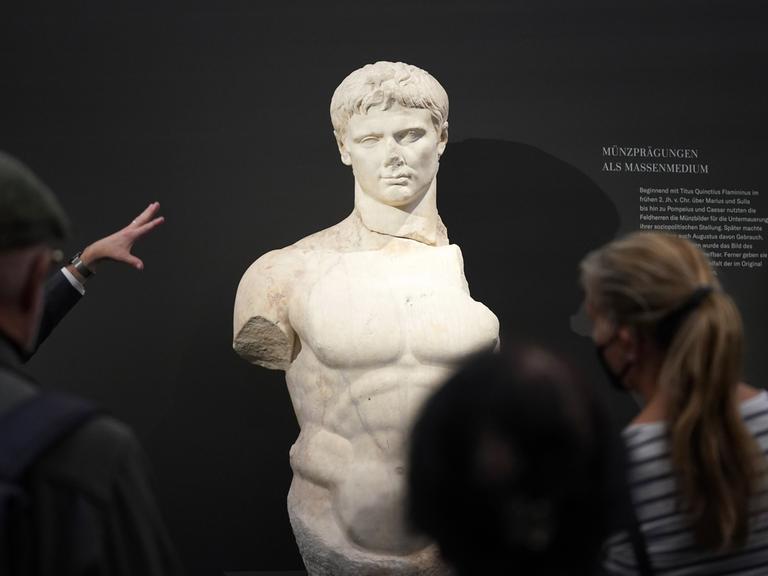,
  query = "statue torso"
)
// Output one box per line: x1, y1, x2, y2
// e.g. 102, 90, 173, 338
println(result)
284, 239, 498, 554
